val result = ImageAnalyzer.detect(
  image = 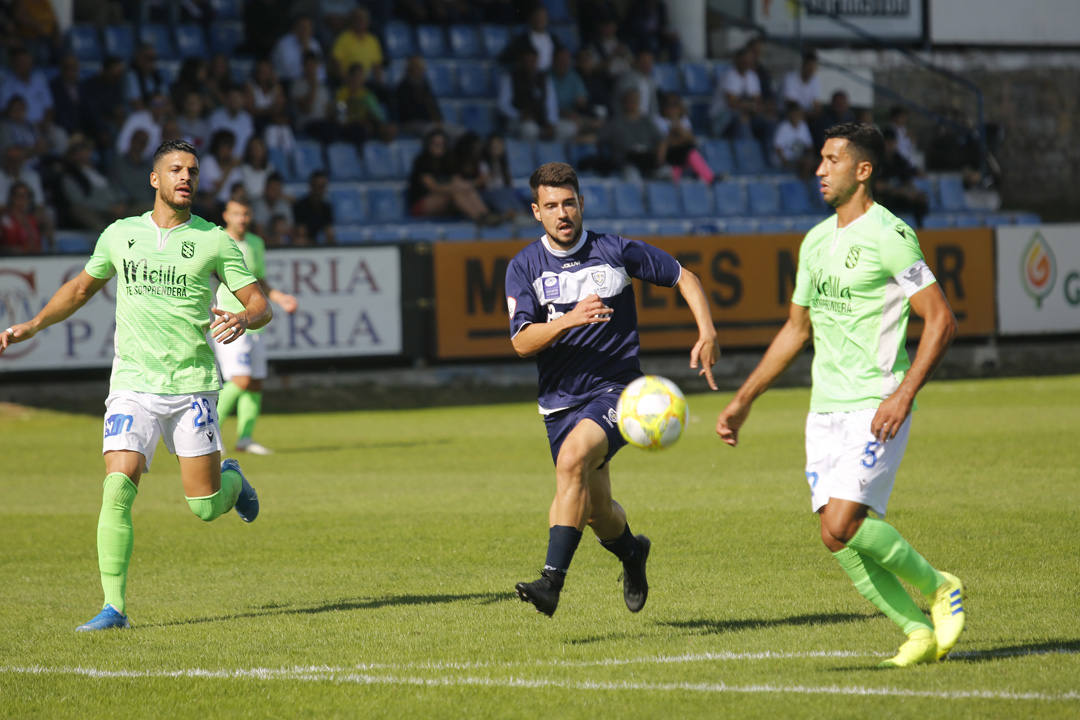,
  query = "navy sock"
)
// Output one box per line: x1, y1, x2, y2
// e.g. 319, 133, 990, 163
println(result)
600, 524, 638, 562
544, 525, 582, 575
